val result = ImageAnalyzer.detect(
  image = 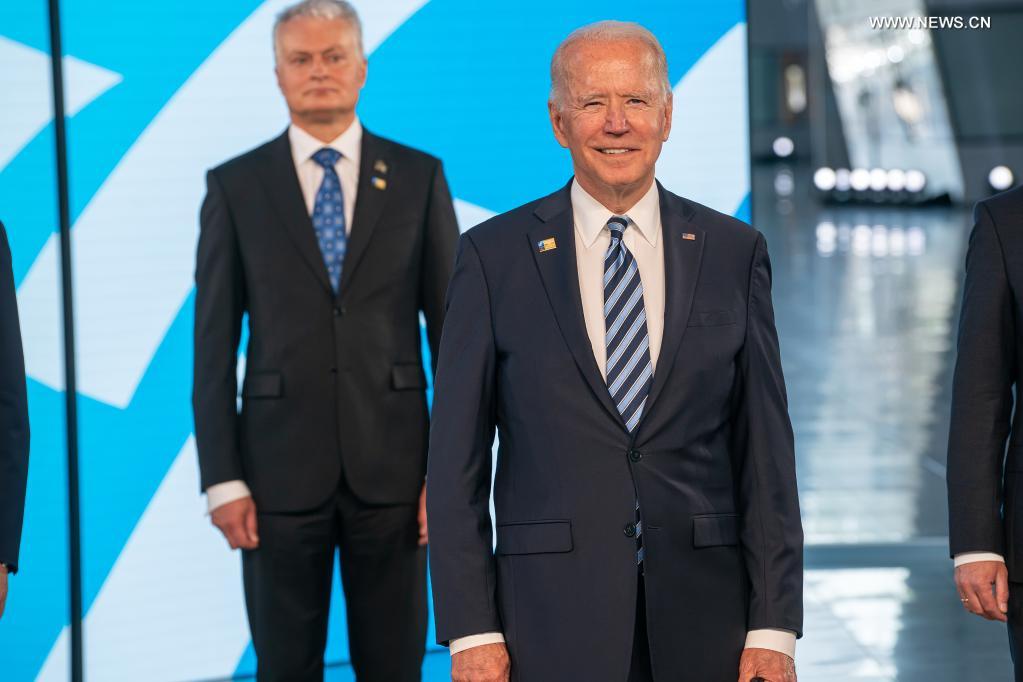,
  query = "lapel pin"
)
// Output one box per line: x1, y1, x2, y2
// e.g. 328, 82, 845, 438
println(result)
537, 237, 557, 253
373, 159, 388, 174
372, 176, 387, 190
682, 232, 696, 241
